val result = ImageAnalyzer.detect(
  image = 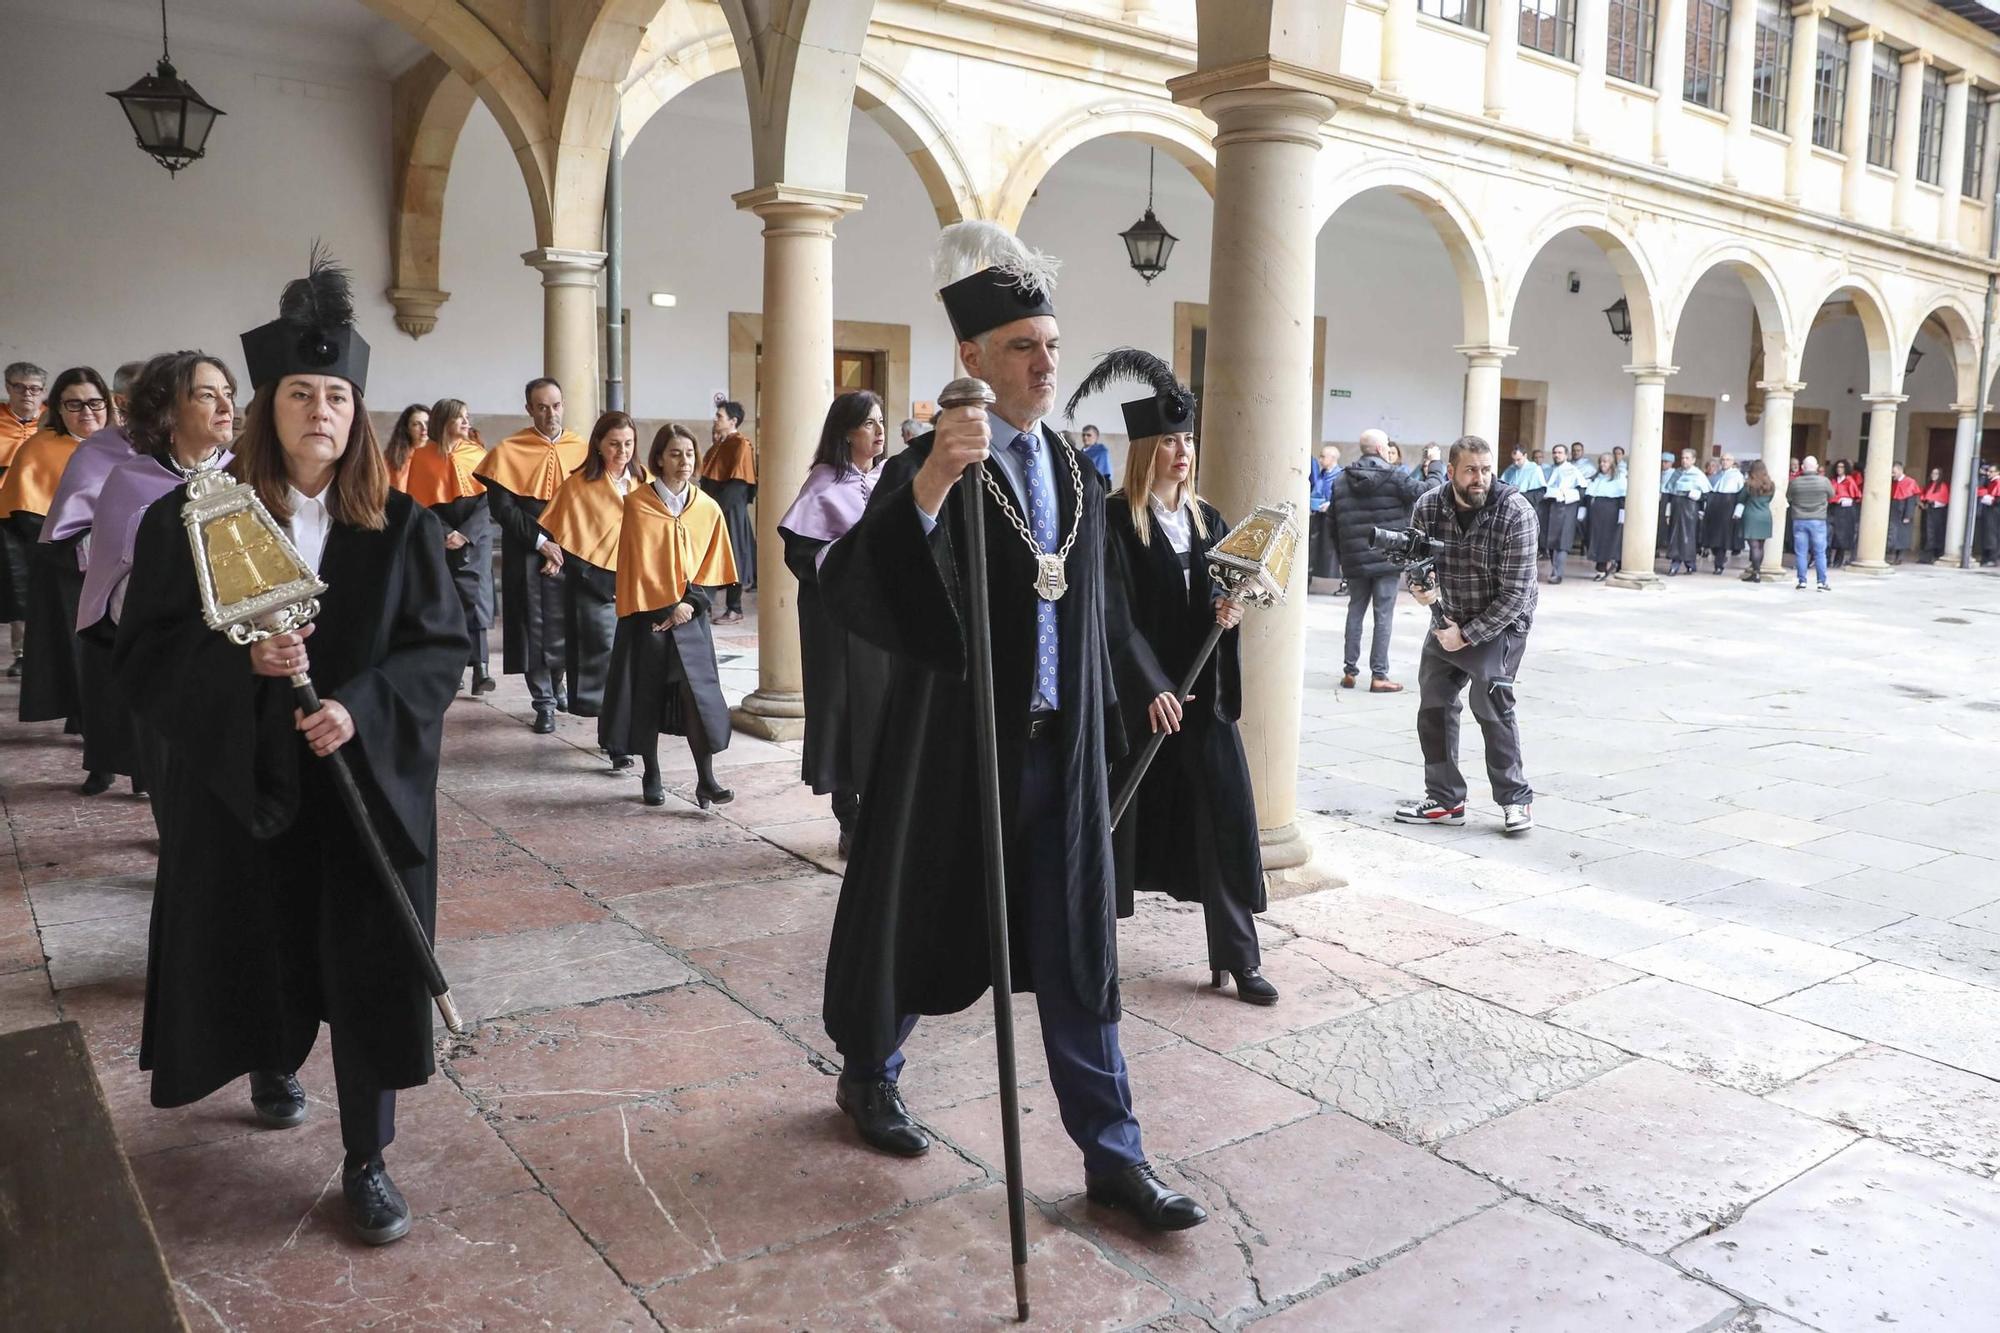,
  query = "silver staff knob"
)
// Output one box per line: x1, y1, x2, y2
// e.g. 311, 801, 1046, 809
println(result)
938, 377, 997, 412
